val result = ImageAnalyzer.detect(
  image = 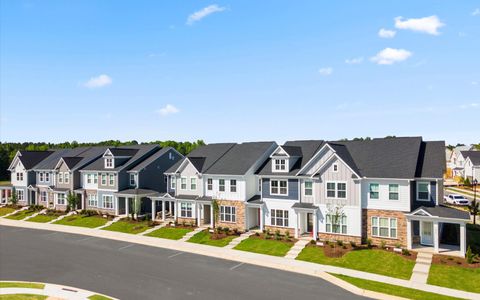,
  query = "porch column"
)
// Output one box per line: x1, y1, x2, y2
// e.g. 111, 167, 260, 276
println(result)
407, 219, 412, 250
125, 197, 129, 216
197, 204, 202, 226
162, 200, 166, 220
294, 212, 299, 239
245, 205, 249, 231
259, 207, 264, 231
175, 201, 179, 221
313, 211, 318, 241
151, 200, 156, 221
433, 221, 439, 253
460, 223, 466, 257
114, 196, 119, 216
210, 204, 214, 227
